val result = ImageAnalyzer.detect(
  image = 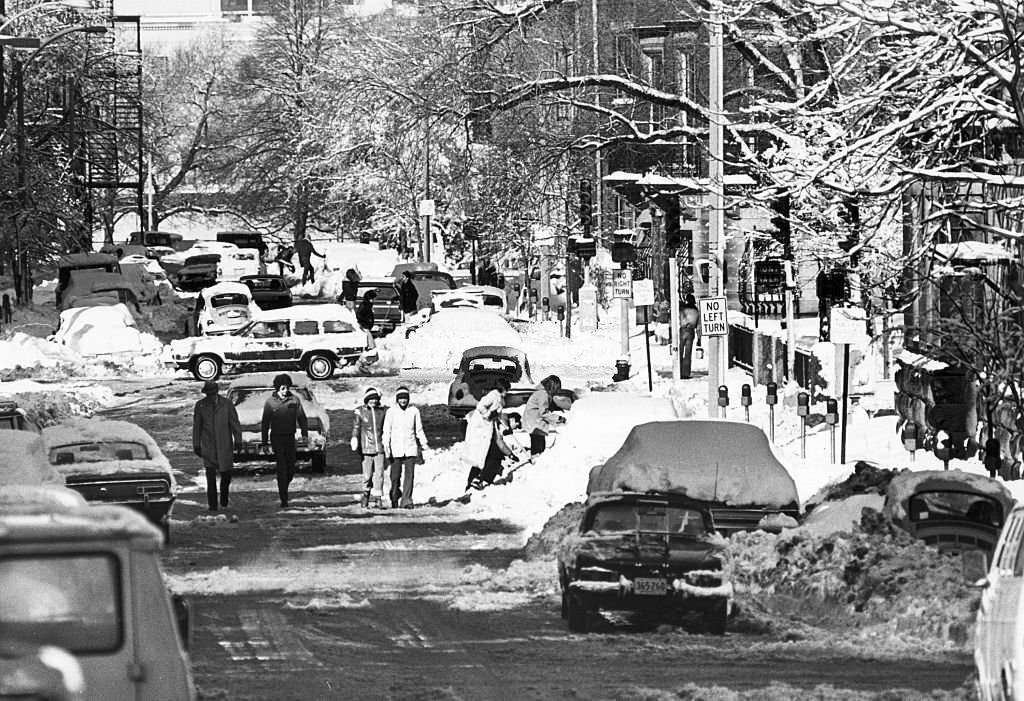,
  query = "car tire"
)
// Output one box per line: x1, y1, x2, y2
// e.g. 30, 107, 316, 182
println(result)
305, 353, 335, 380
192, 354, 222, 381
566, 591, 588, 633
310, 453, 327, 474
703, 598, 728, 636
